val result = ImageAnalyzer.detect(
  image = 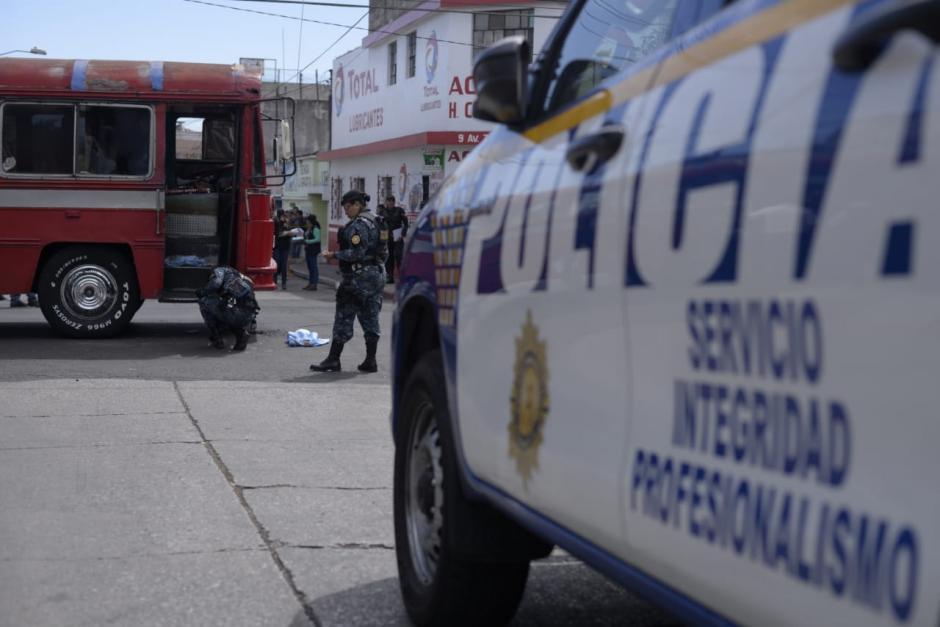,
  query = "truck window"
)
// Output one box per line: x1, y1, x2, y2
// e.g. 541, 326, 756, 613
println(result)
541, 0, 680, 115
1, 103, 74, 175
76, 105, 152, 176
175, 116, 235, 162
